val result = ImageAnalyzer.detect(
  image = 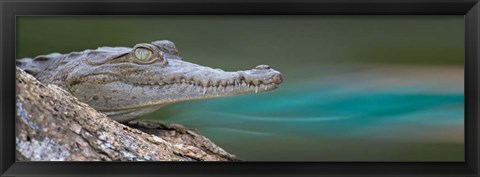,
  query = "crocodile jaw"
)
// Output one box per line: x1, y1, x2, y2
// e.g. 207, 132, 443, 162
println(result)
69, 59, 283, 122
